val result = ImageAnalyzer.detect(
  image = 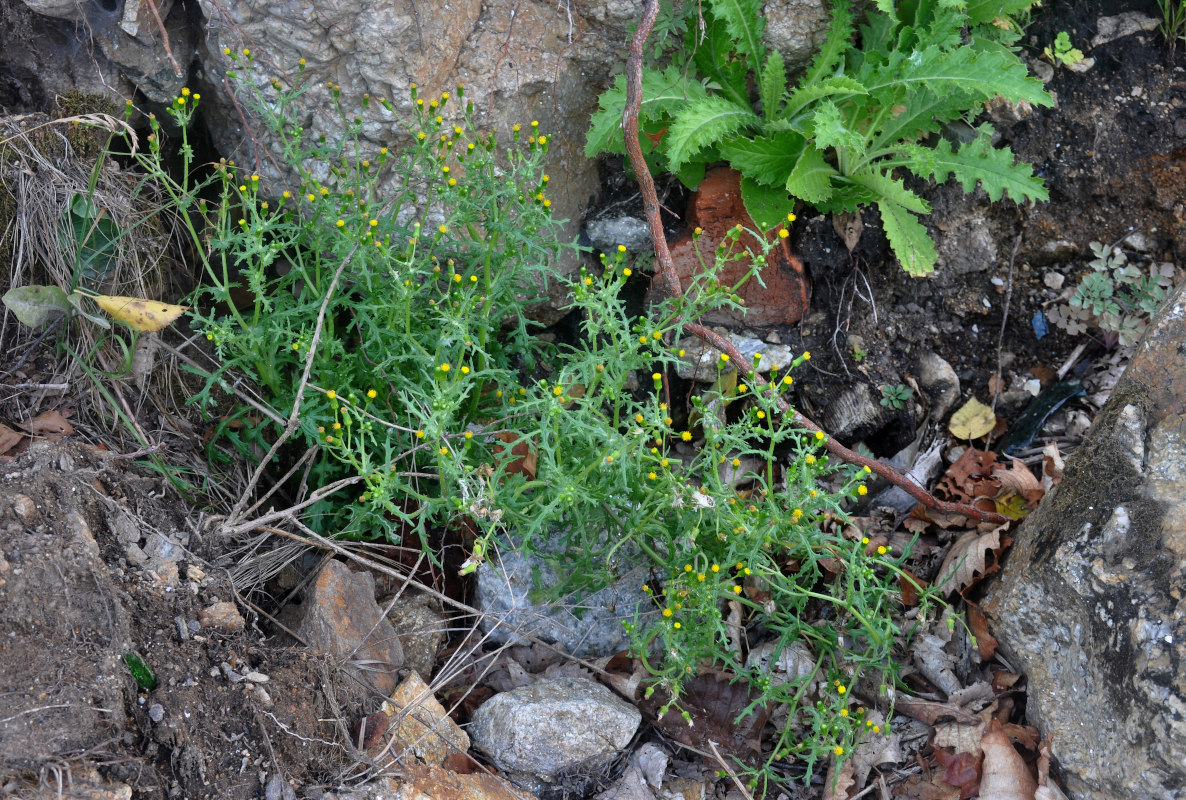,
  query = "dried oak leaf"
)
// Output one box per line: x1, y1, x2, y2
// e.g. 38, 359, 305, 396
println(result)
1041, 442, 1065, 492
936, 448, 1000, 505
0, 425, 23, 456
979, 718, 1037, 800
933, 748, 981, 800
641, 668, 767, 764
966, 602, 999, 660
934, 527, 1008, 596
18, 409, 75, 439
822, 758, 856, 800
492, 431, 537, 479
992, 458, 1044, 508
